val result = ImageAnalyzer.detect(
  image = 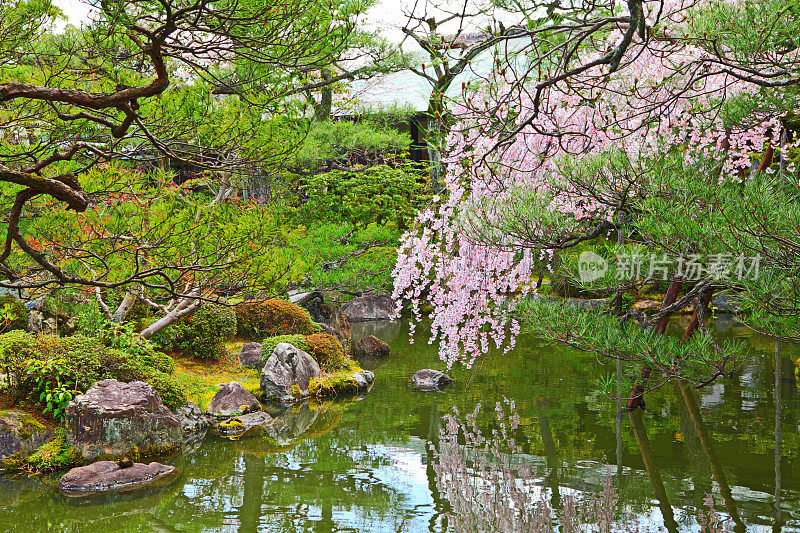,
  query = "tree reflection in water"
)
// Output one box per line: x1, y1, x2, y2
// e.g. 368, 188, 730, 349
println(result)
430, 398, 741, 532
